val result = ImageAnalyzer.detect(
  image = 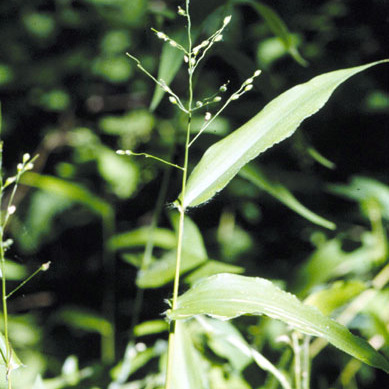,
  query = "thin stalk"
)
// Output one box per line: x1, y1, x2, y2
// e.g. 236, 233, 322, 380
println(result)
292, 332, 302, 389
101, 210, 116, 364
6, 262, 50, 300
165, 2, 193, 388
302, 336, 311, 389
0, 132, 11, 388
